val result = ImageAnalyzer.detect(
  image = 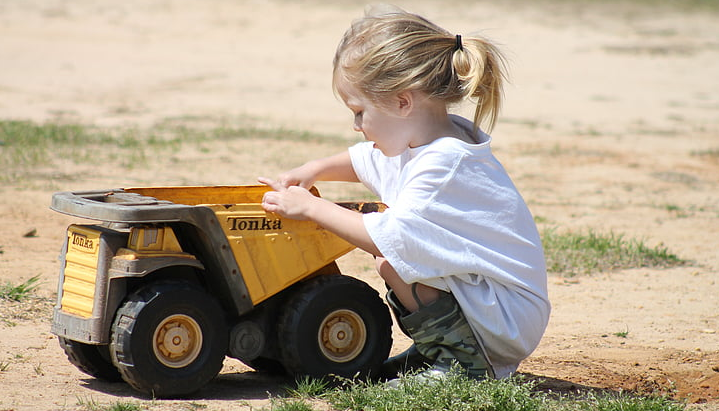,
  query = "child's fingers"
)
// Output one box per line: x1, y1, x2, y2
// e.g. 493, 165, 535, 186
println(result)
260, 190, 282, 213
260, 201, 279, 213
257, 176, 285, 192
